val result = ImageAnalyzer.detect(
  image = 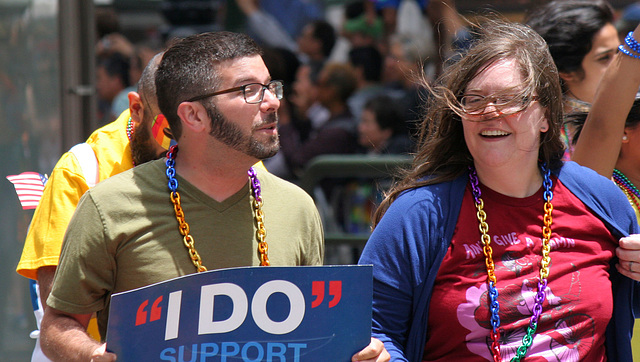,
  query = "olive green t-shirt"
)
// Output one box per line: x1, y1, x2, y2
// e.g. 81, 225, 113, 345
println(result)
48, 159, 324, 338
